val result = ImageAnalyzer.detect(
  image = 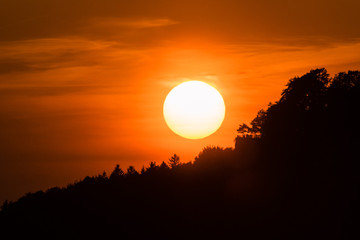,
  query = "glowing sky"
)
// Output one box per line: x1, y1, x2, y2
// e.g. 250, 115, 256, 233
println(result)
1, 0, 360, 202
